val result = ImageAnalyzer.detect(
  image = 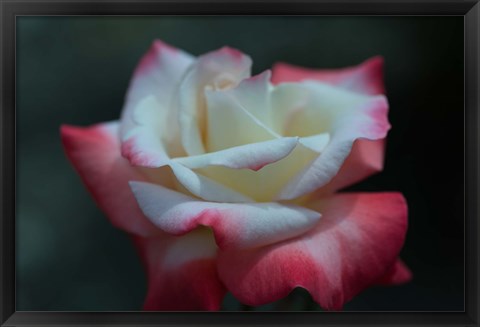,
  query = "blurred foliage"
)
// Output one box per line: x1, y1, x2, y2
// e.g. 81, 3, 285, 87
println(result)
16, 16, 464, 311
